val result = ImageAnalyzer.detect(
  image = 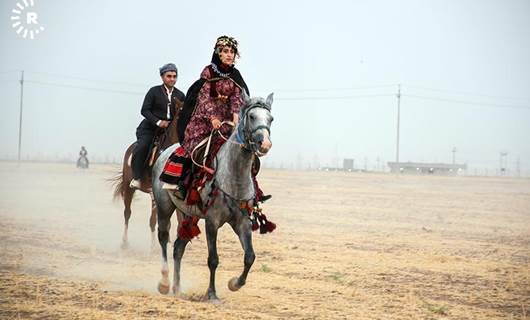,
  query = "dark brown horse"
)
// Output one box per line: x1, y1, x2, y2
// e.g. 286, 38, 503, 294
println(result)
111, 100, 182, 249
